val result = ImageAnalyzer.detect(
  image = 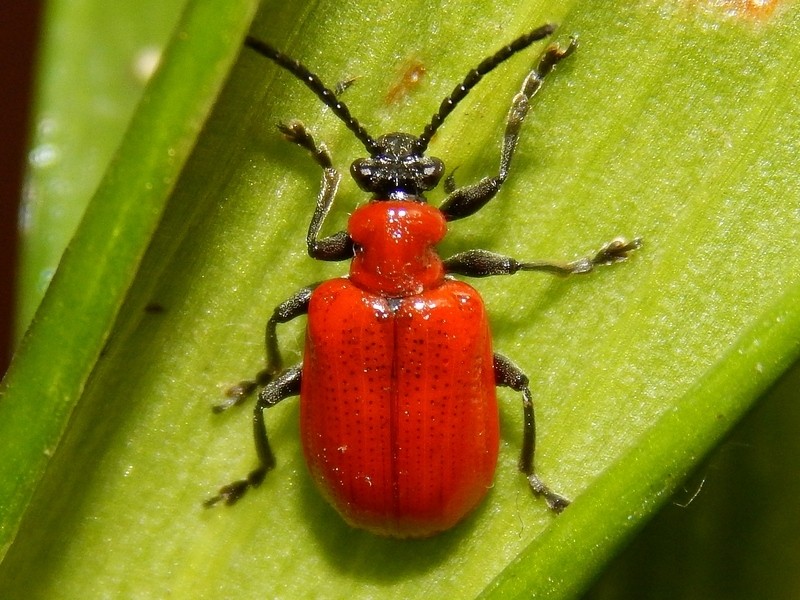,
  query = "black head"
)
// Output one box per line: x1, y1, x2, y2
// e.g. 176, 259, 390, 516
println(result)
350, 133, 444, 200
244, 24, 556, 200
